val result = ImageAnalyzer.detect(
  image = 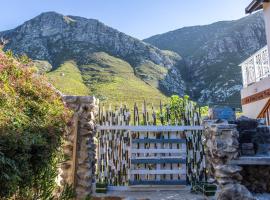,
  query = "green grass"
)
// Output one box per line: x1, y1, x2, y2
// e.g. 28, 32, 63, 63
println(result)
80, 52, 168, 106
46, 61, 90, 95
135, 61, 168, 88
46, 52, 168, 106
